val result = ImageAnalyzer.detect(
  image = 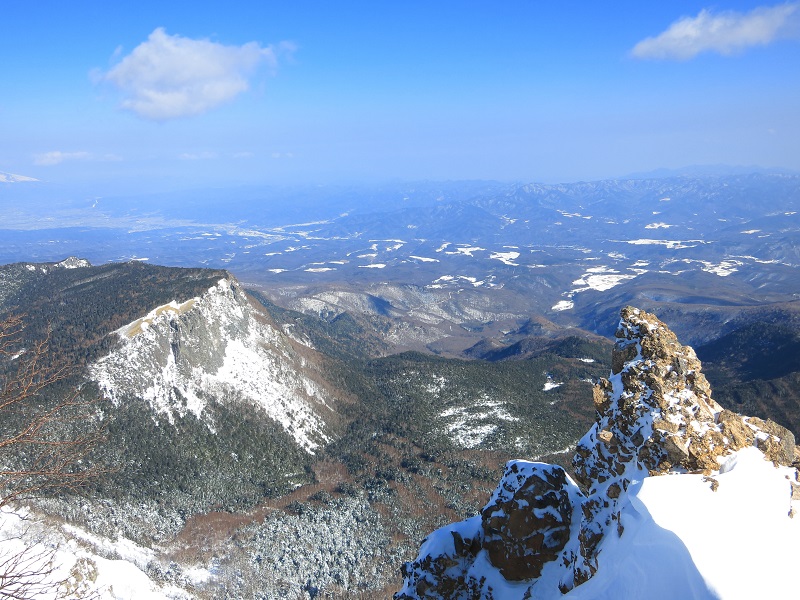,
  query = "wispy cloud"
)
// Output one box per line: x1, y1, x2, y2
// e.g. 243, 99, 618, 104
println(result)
632, 2, 799, 60
97, 28, 295, 121
33, 151, 121, 166
33, 151, 91, 166
178, 151, 218, 160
